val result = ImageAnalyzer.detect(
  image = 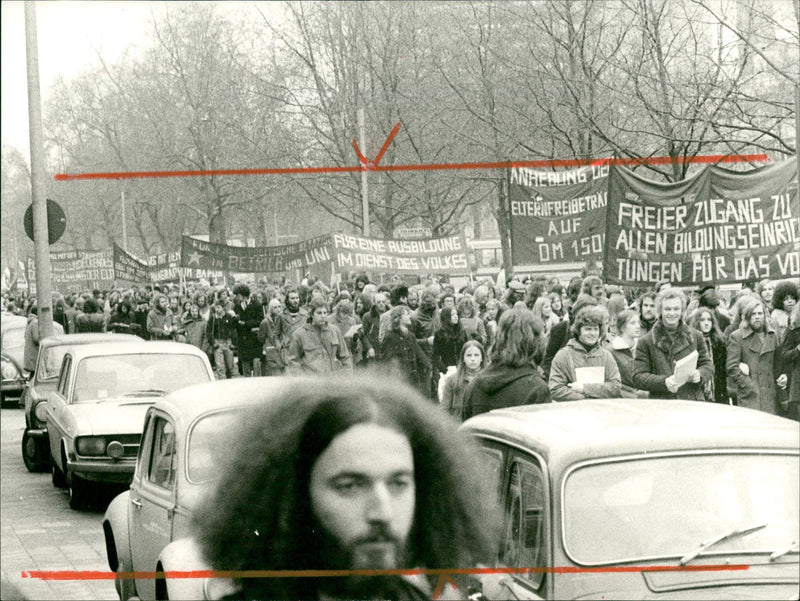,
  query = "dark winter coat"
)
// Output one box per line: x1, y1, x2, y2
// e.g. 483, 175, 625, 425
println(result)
206, 311, 235, 345
727, 324, 779, 415
379, 327, 431, 396
234, 299, 264, 361
75, 311, 106, 334
462, 363, 550, 421
632, 320, 713, 401
432, 324, 468, 375
608, 337, 647, 398
777, 322, 800, 412
541, 319, 569, 380
702, 331, 728, 404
